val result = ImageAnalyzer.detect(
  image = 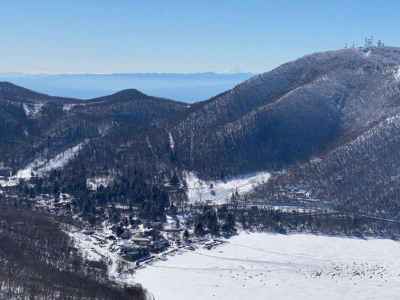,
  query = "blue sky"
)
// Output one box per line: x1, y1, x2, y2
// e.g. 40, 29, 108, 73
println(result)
0, 1, 398, 73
